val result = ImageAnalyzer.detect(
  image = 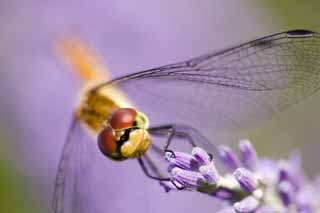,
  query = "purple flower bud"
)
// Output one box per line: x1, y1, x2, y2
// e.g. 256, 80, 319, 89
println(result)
278, 181, 294, 206
164, 141, 320, 213
278, 165, 290, 182
165, 151, 199, 171
239, 139, 258, 171
199, 163, 220, 185
234, 168, 259, 193
278, 163, 300, 191
212, 187, 235, 200
192, 147, 211, 165
278, 152, 304, 191
296, 187, 313, 212
297, 206, 313, 213
171, 167, 205, 188
233, 195, 260, 213
218, 145, 241, 171
216, 207, 237, 213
